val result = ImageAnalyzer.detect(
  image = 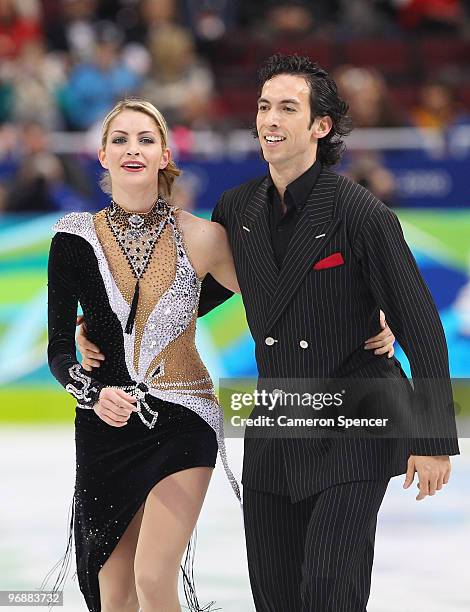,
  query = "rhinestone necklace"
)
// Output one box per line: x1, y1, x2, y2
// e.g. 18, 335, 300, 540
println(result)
106, 197, 170, 279
106, 197, 171, 334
